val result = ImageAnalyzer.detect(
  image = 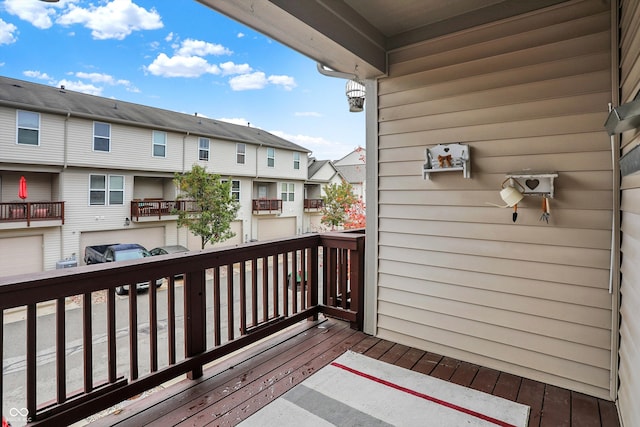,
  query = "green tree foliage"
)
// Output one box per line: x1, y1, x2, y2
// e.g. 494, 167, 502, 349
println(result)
321, 180, 358, 230
173, 165, 240, 249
